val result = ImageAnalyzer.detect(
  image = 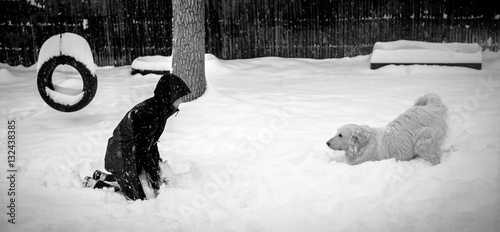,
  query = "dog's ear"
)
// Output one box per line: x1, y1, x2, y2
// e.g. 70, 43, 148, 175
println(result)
348, 127, 370, 152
